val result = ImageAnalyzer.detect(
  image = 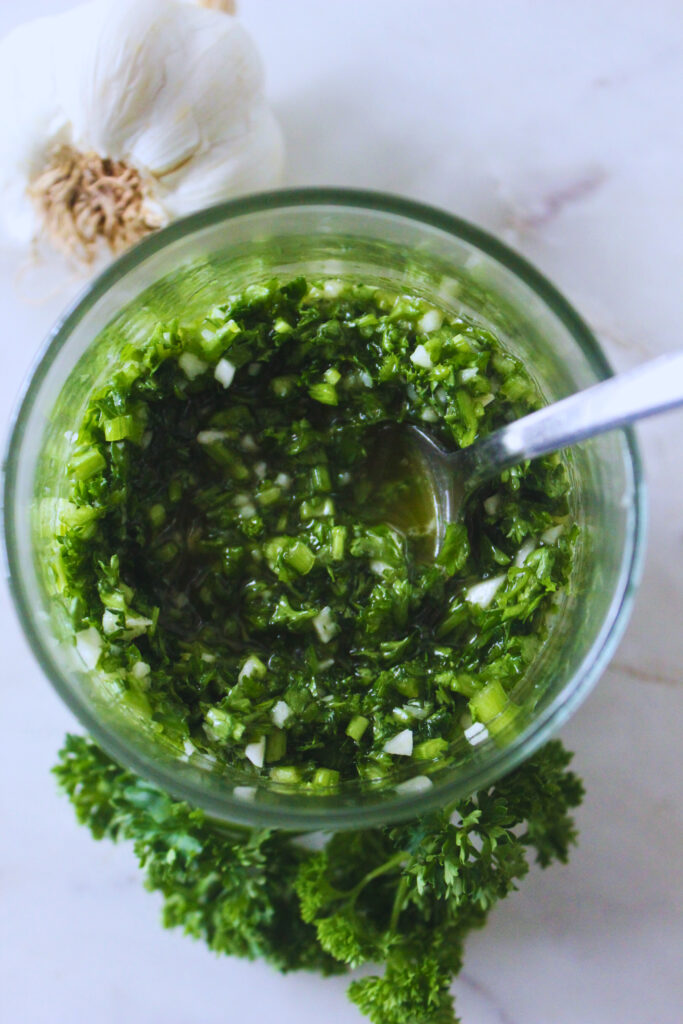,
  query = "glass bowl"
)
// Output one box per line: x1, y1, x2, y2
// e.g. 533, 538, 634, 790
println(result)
3, 188, 645, 830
